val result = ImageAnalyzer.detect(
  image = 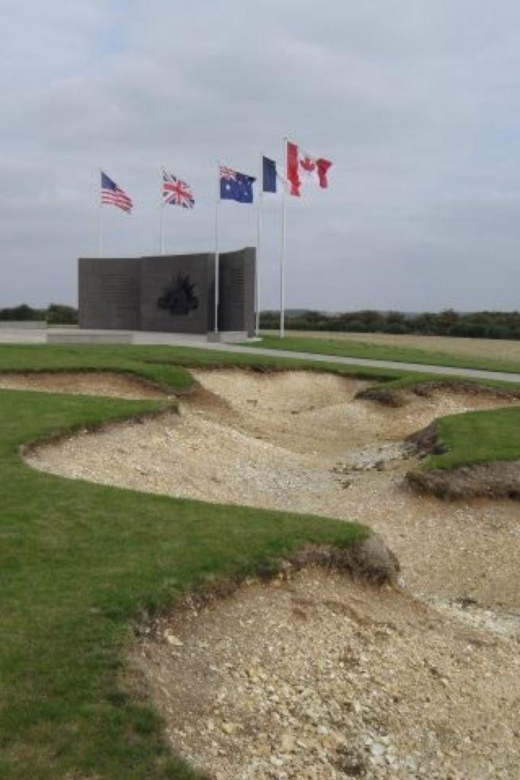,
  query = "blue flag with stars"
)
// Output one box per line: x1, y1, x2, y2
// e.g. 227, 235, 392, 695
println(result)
220, 166, 256, 203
